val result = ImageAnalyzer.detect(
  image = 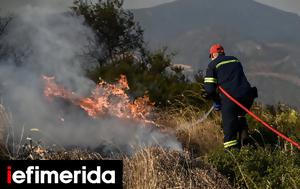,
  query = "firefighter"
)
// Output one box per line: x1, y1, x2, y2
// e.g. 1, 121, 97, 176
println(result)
203, 44, 258, 149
